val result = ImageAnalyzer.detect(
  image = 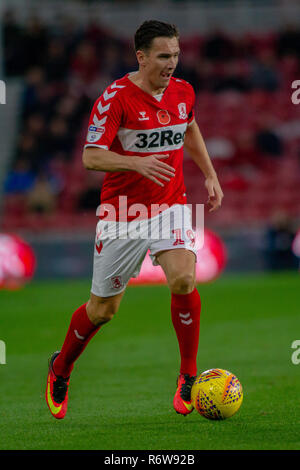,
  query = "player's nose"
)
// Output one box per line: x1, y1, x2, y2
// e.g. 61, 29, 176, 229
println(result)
168, 59, 177, 69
